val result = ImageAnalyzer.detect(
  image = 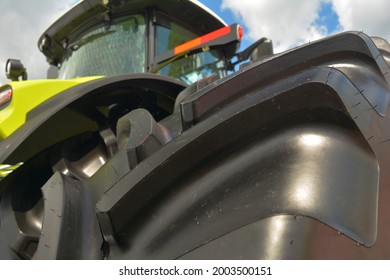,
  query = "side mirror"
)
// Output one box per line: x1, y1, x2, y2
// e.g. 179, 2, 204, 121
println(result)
5, 59, 28, 81
228, 37, 273, 70
249, 38, 273, 61
47, 65, 59, 79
